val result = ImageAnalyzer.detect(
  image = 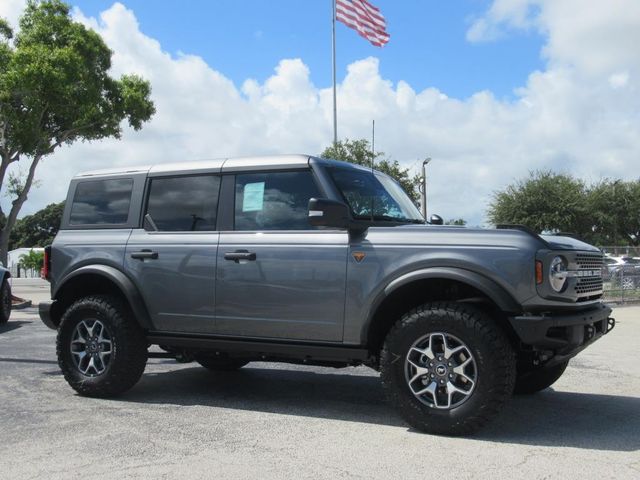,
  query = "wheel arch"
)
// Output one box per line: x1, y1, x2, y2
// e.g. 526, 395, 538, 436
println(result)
51, 265, 153, 330
363, 267, 522, 358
